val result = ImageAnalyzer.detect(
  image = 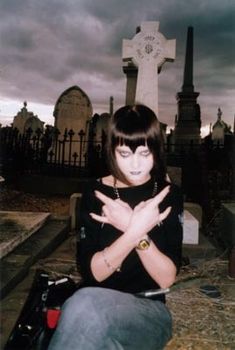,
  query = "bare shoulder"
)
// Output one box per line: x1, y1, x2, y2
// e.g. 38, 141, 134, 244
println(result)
101, 175, 114, 186
101, 175, 127, 188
